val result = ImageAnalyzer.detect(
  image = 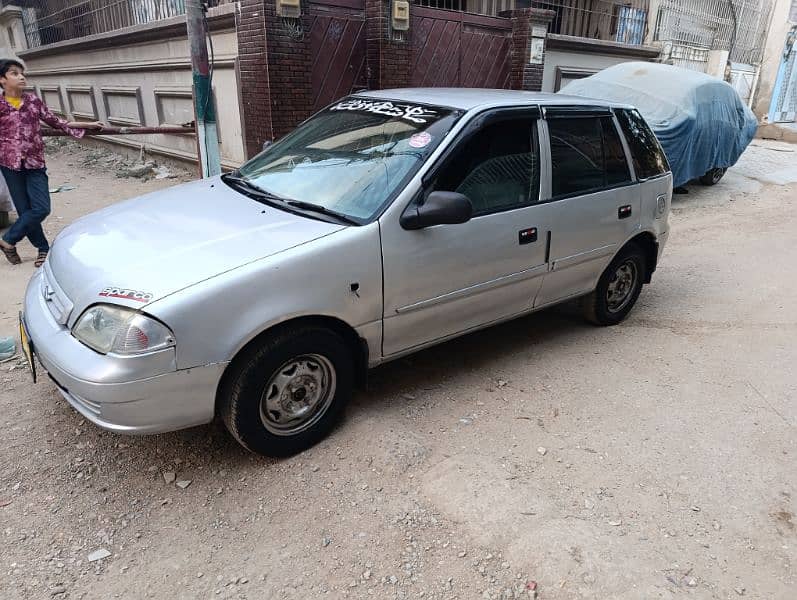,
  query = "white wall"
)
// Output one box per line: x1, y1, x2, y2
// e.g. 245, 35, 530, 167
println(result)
754, 0, 797, 120
543, 50, 647, 92
17, 8, 244, 168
